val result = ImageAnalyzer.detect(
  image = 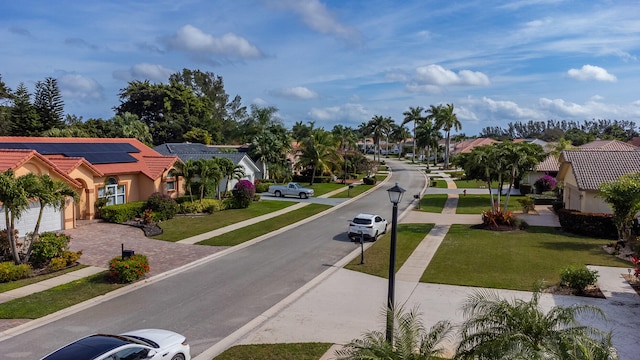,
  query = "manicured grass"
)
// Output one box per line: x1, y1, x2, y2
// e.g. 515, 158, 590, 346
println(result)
345, 224, 435, 278
0, 272, 125, 319
417, 194, 448, 213
330, 184, 373, 198
155, 200, 295, 241
307, 183, 346, 196
456, 194, 521, 214
0, 264, 88, 293
421, 225, 630, 291
198, 204, 332, 246
428, 179, 448, 188
453, 180, 499, 189
214, 343, 333, 360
